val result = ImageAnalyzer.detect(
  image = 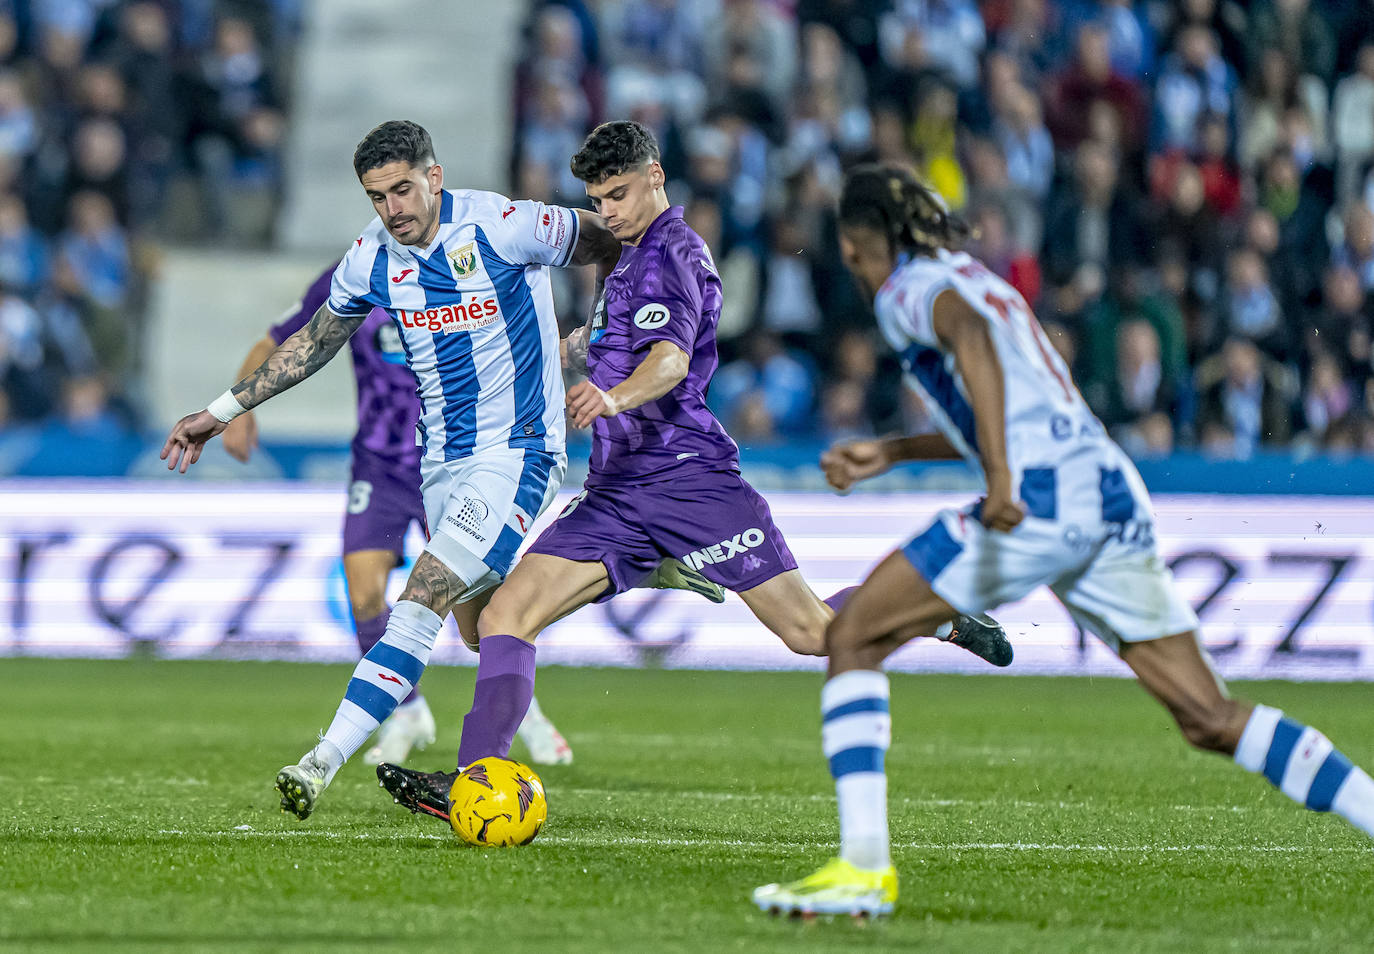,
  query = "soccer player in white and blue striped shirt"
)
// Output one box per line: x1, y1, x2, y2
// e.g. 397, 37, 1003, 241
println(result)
162, 120, 622, 819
